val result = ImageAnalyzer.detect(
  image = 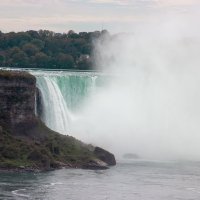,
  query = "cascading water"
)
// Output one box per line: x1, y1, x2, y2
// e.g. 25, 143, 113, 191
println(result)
36, 76, 71, 133
33, 71, 101, 134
